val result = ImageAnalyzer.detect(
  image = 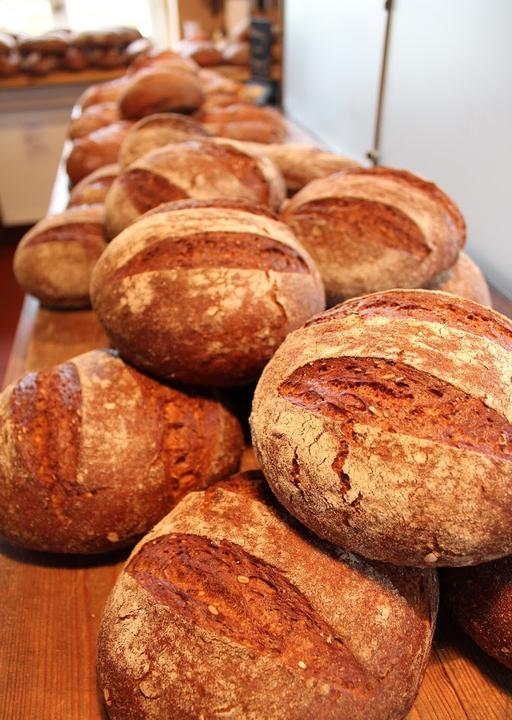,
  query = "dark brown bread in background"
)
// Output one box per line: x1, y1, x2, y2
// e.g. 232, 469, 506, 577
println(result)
13, 204, 107, 308
443, 558, 512, 669
251, 288, 512, 567
66, 121, 132, 184
97, 470, 438, 720
0, 349, 243, 554
119, 66, 205, 120
67, 164, 119, 208
282, 167, 466, 305
91, 198, 324, 385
